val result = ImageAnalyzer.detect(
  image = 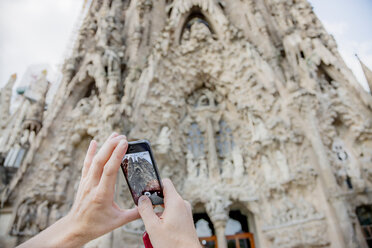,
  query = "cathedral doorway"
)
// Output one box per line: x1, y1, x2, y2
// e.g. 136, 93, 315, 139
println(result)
194, 210, 255, 248
356, 205, 372, 247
